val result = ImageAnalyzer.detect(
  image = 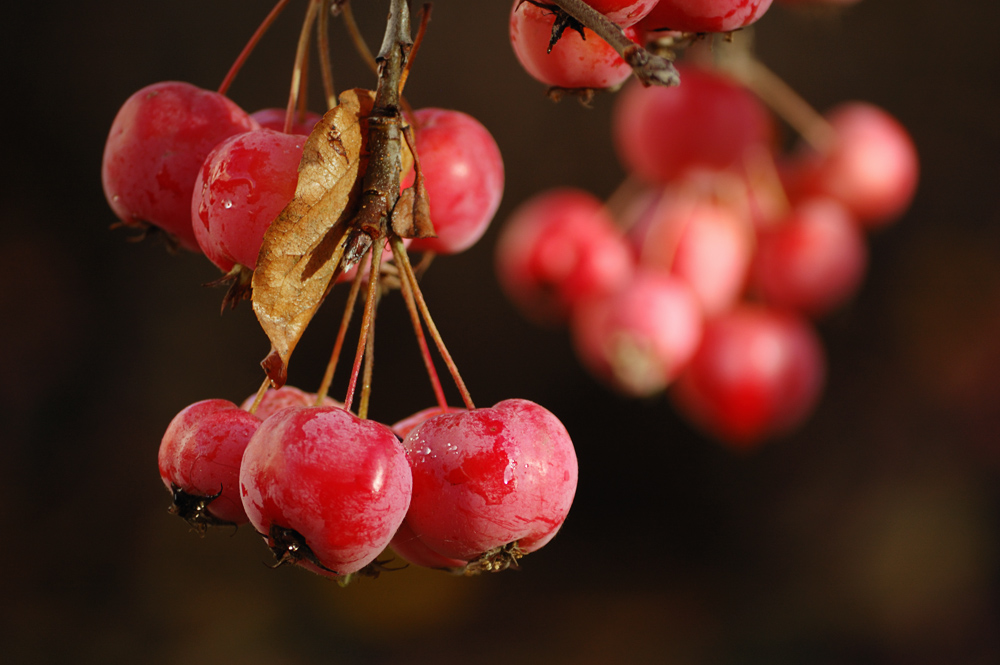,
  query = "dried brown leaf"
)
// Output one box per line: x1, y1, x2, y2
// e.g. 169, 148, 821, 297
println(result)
251, 89, 374, 386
